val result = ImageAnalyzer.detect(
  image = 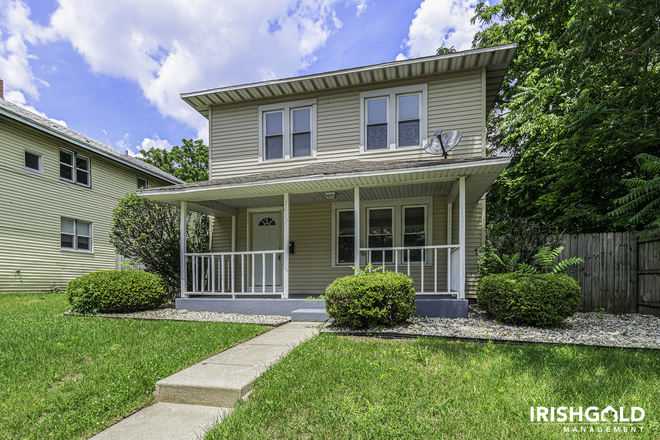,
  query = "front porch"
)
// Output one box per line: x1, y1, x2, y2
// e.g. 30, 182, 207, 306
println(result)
140, 157, 510, 318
